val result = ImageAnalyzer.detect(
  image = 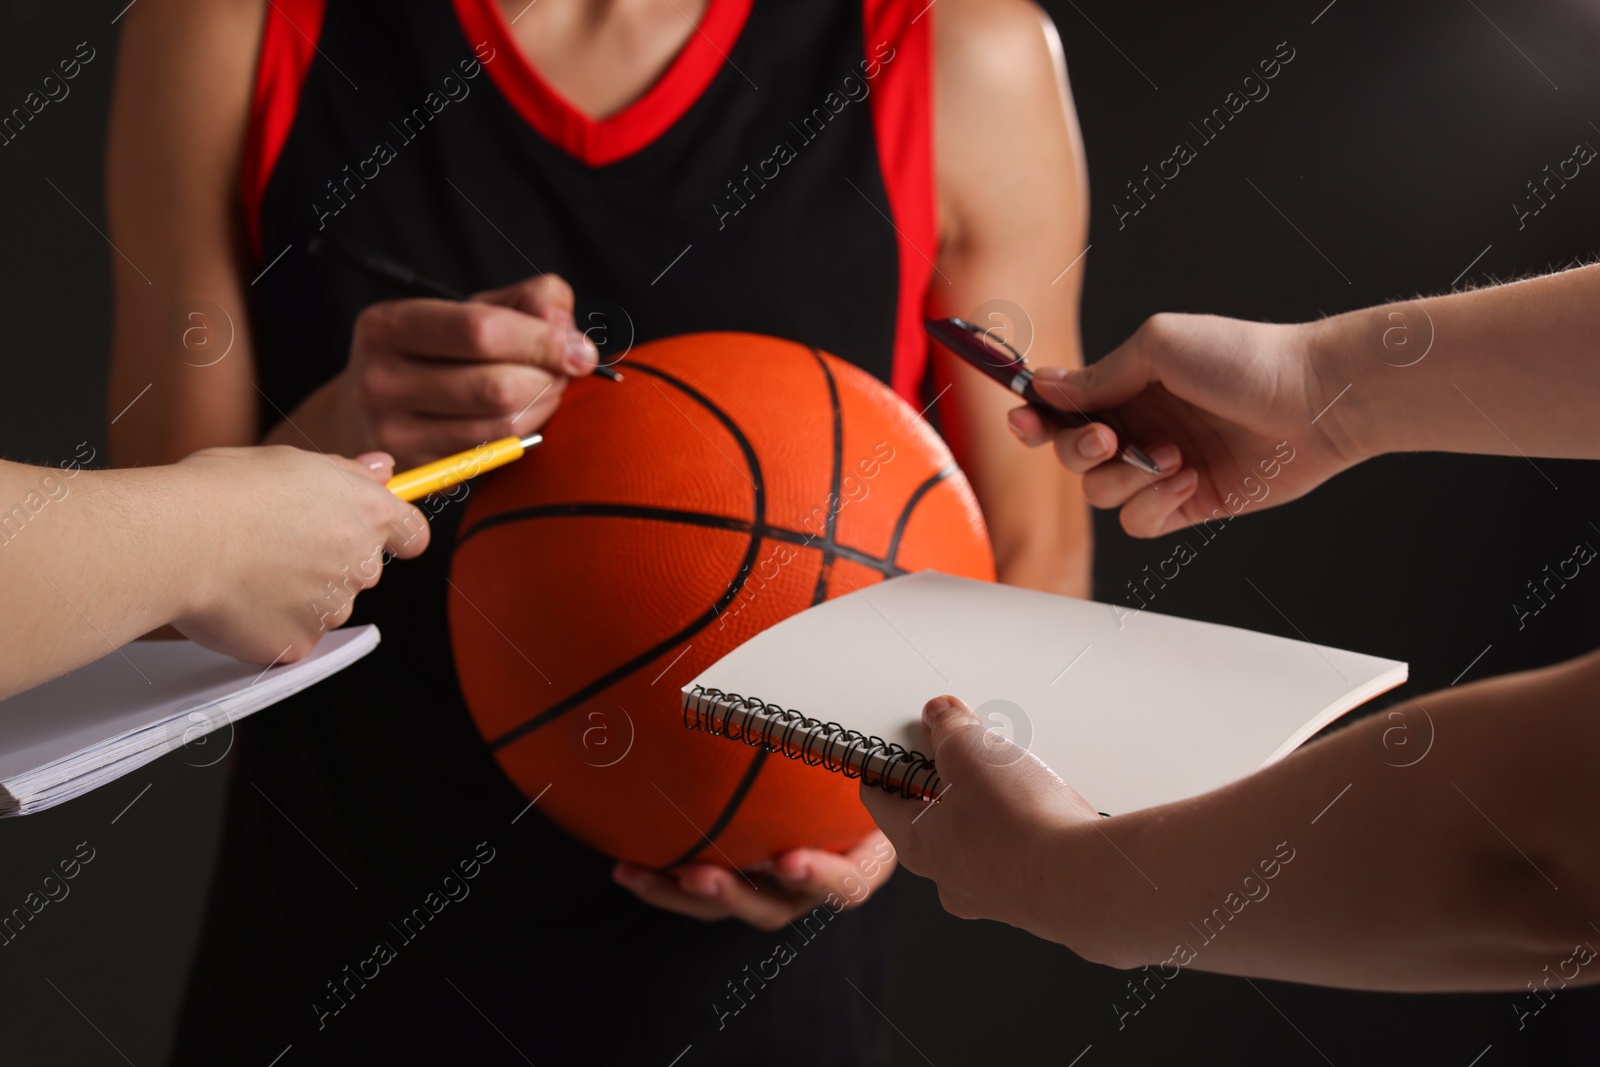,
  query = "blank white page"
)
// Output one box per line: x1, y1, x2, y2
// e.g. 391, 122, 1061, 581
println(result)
686, 572, 1405, 814
0, 627, 378, 788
